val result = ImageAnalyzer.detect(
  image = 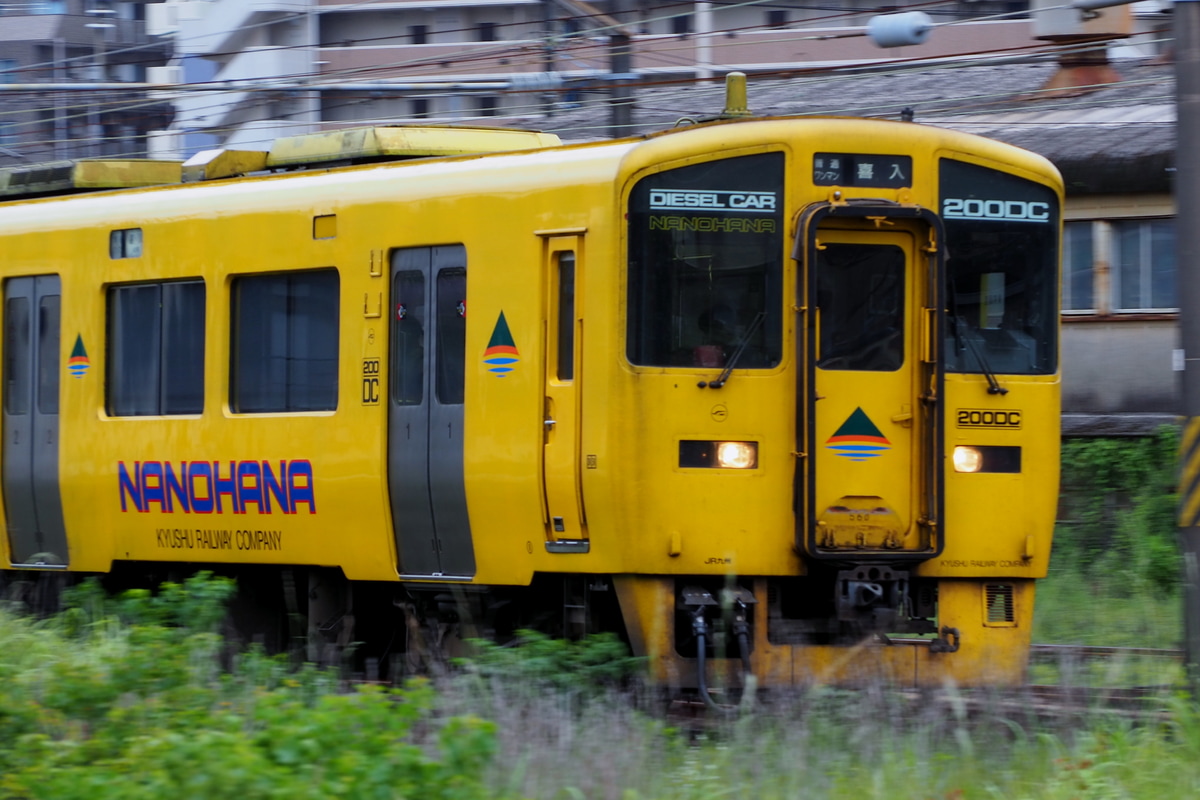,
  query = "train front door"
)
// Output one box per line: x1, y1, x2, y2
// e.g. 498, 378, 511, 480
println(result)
540, 235, 587, 551
800, 212, 942, 561
387, 246, 476, 578
2, 275, 68, 566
